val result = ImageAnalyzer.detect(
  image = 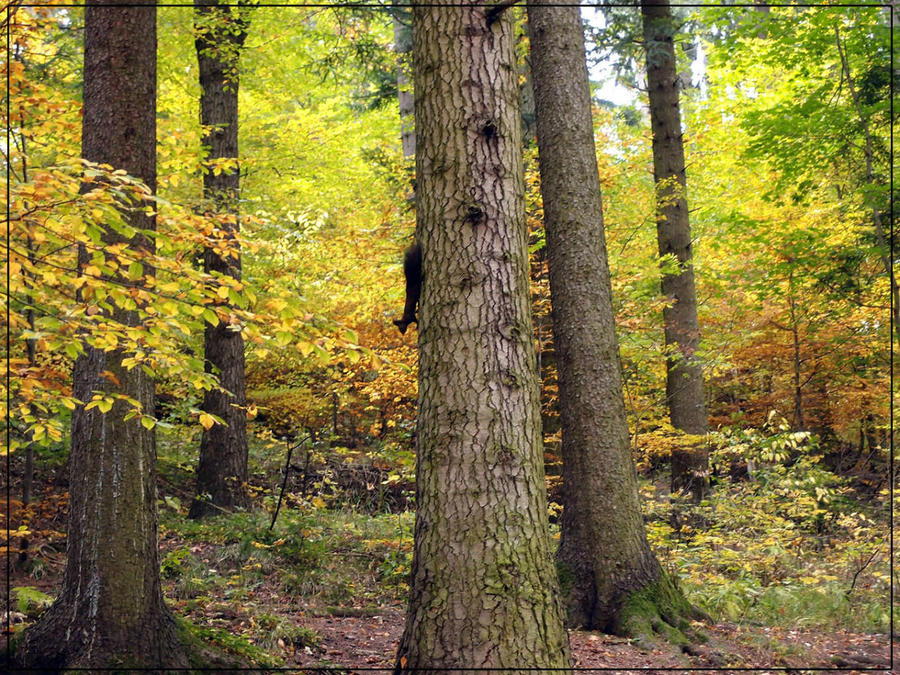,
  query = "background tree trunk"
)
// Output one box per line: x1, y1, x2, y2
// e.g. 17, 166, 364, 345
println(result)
189, 0, 251, 518
529, 0, 666, 633
17, 3, 188, 669
392, 2, 415, 160
641, 0, 709, 501
394, 2, 571, 670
